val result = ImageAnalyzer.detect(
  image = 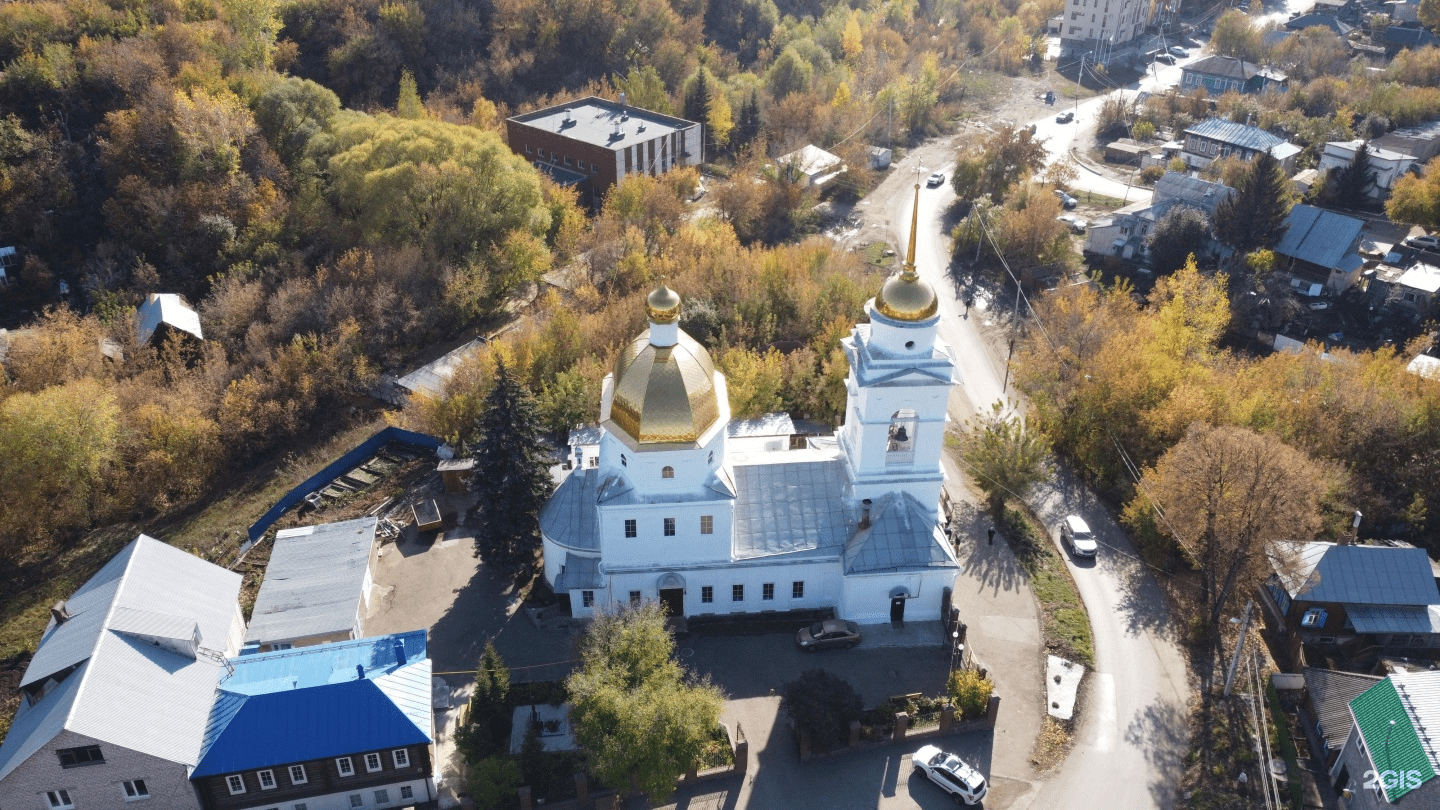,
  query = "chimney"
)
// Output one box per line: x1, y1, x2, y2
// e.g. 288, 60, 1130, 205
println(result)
51, 601, 69, 625
394, 639, 407, 666
1246, 112, 1255, 127
356, 664, 366, 680
860, 499, 873, 529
